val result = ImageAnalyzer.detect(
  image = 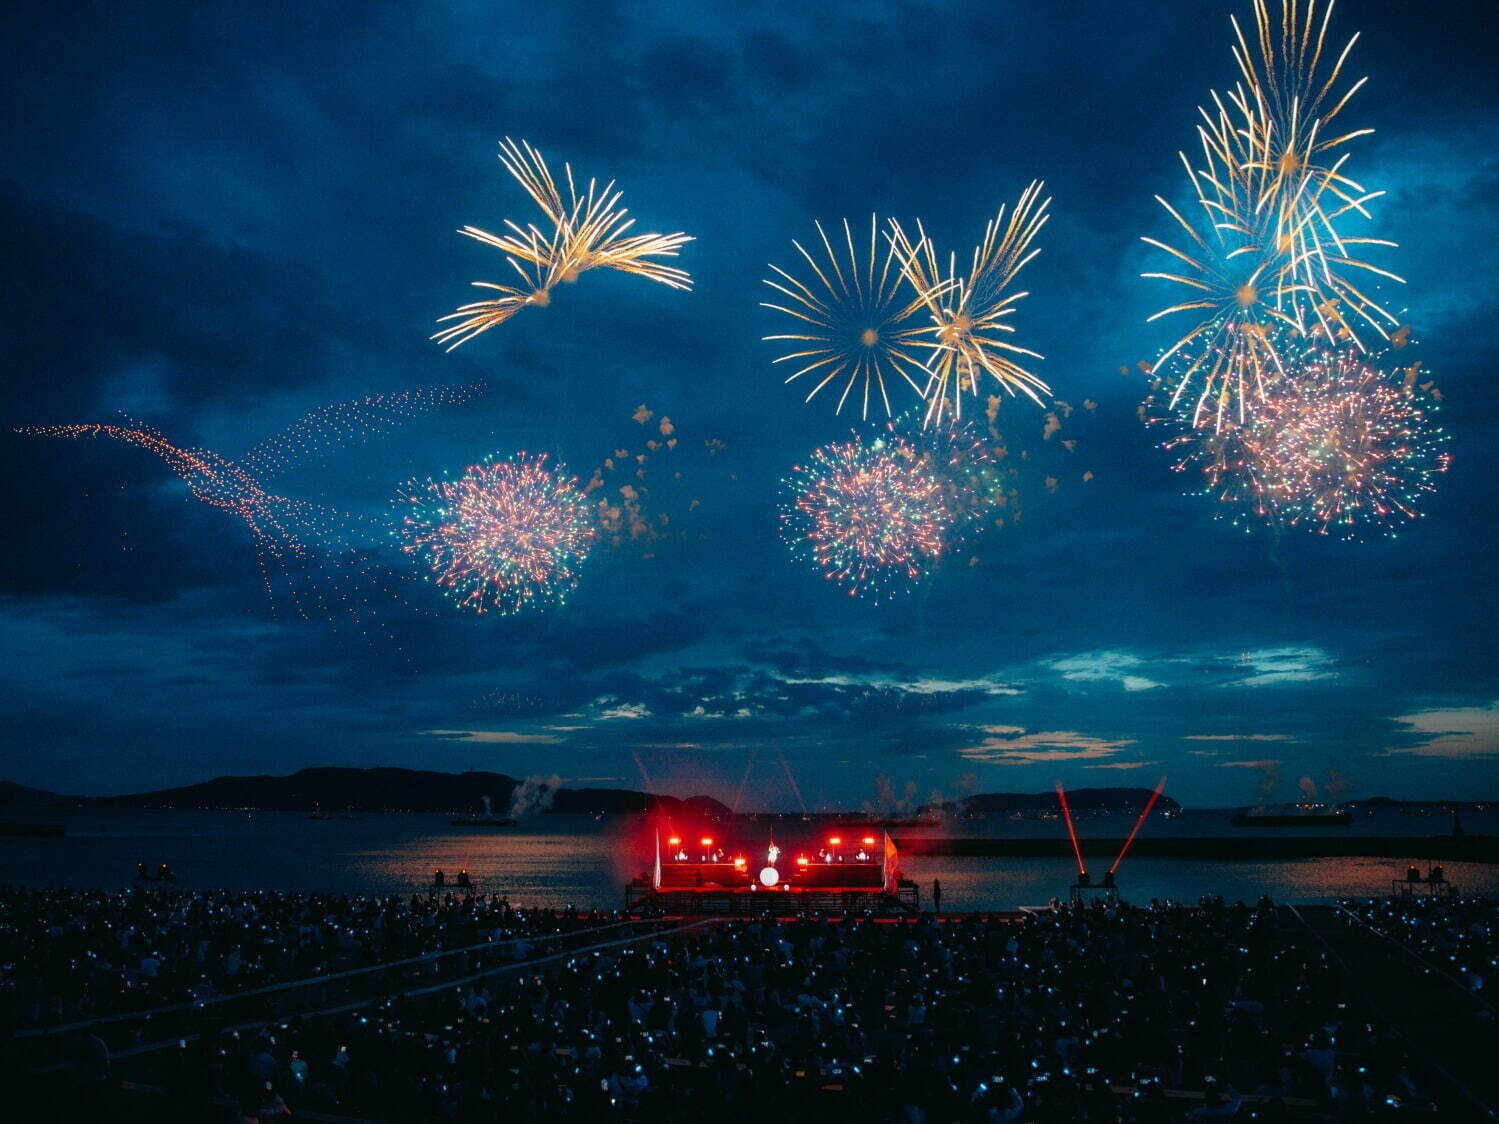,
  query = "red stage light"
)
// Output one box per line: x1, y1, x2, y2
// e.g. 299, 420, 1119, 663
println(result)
700, 837, 714, 848
828, 836, 842, 846
796, 856, 809, 866
733, 856, 747, 869
667, 836, 681, 847
862, 836, 876, 846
